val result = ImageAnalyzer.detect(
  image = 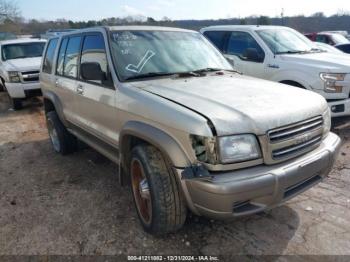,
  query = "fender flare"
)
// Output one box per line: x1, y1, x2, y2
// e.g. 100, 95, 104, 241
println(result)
42, 90, 68, 126
119, 121, 191, 169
